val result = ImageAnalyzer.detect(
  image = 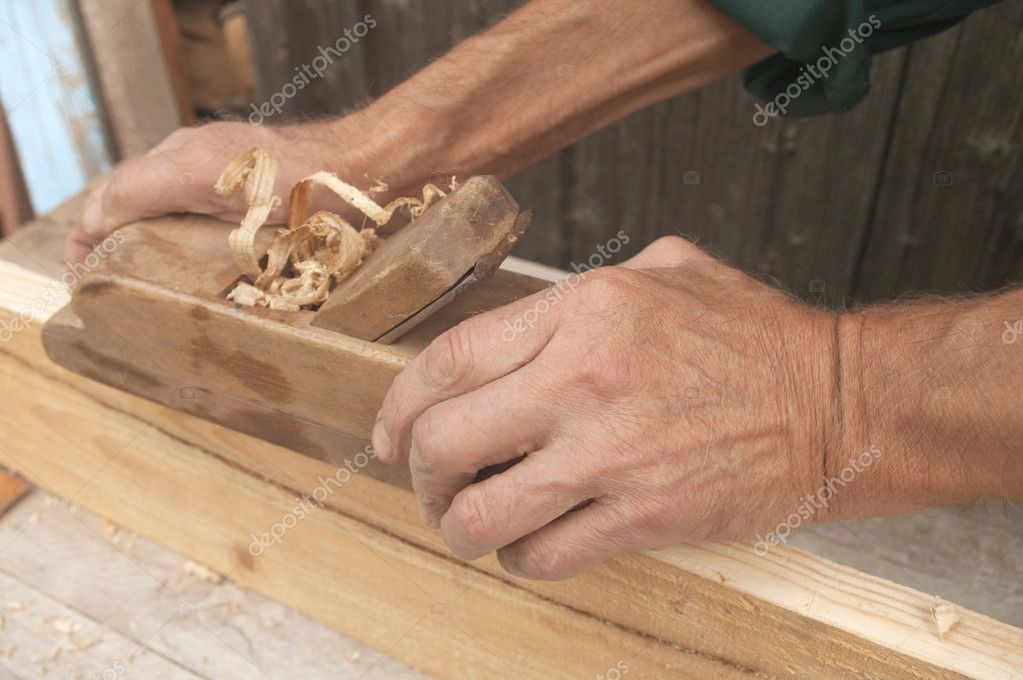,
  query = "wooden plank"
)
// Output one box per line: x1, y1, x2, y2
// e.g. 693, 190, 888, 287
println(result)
2, 215, 1021, 678
76, 0, 192, 159
3, 311, 1022, 678
0, 491, 430, 679
852, 0, 1023, 301
0, 106, 33, 235
791, 504, 1023, 629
